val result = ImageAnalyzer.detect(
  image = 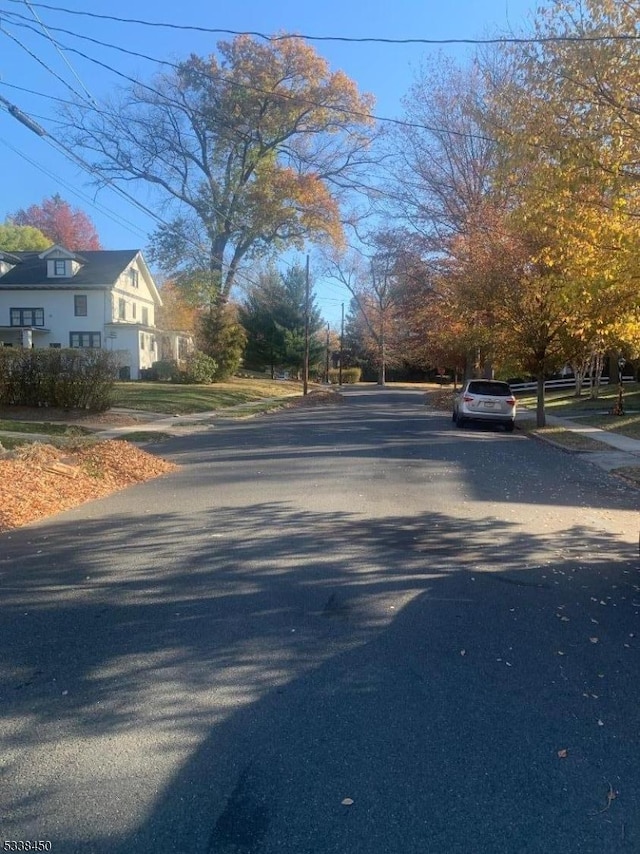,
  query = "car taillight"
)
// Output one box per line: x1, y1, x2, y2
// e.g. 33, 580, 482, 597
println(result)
463, 395, 474, 402
506, 396, 516, 405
